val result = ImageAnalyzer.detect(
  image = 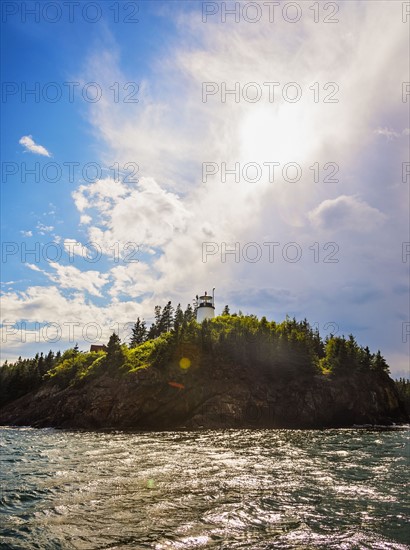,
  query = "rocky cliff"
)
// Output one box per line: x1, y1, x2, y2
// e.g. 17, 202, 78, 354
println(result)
0, 357, 407, 429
